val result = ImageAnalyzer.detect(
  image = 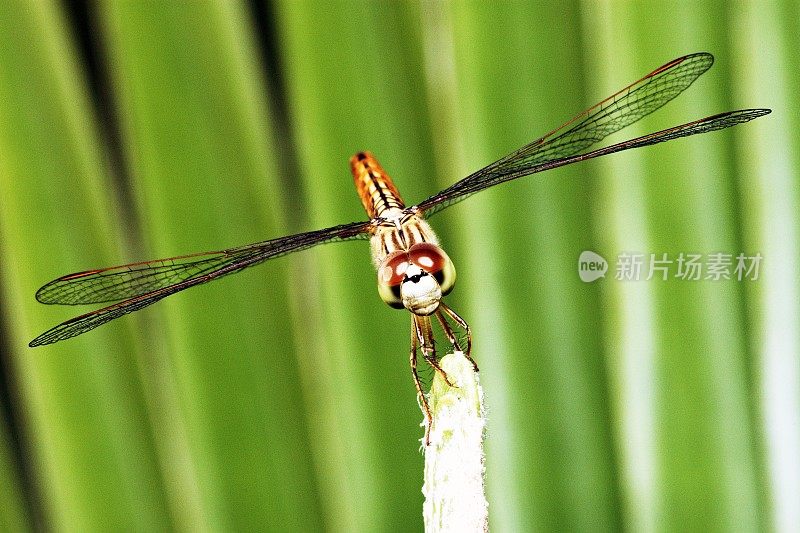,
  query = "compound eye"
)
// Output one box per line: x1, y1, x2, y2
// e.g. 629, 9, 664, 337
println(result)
377, 251, 409, 308
408, 243, 456, 295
